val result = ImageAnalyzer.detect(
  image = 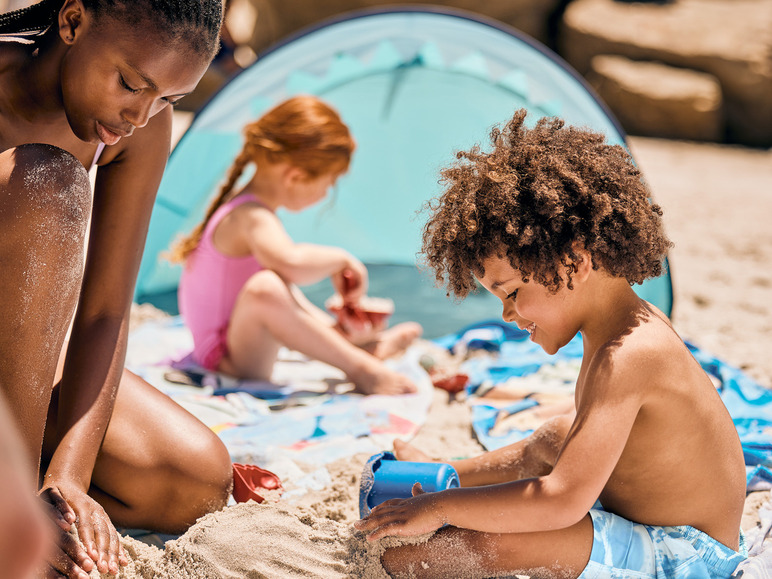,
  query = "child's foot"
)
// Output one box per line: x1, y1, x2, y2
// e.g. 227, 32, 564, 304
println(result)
351, 364, 417, 396
368, 322, 423, 360
393, 439, 436, 462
